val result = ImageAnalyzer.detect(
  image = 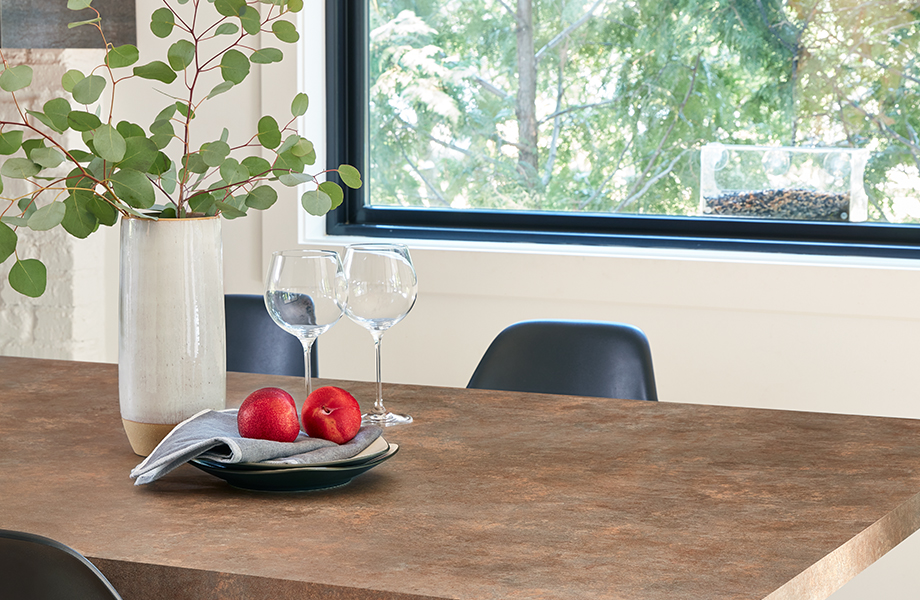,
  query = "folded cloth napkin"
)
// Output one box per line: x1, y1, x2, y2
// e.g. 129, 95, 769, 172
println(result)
131, 409, 382, 485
